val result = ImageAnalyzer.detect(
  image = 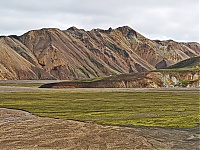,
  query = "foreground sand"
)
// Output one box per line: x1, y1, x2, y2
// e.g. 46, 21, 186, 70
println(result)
0, 108, 199, 150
